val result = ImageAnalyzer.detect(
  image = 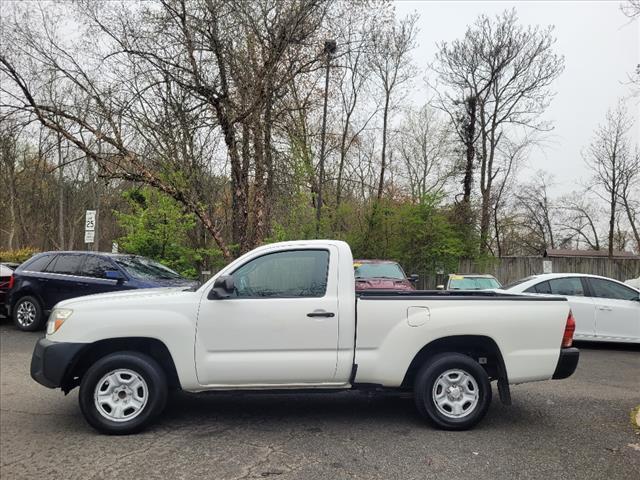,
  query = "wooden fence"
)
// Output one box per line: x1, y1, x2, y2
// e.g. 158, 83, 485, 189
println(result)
416, 256, 640, 289
458, 256, 640, 285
